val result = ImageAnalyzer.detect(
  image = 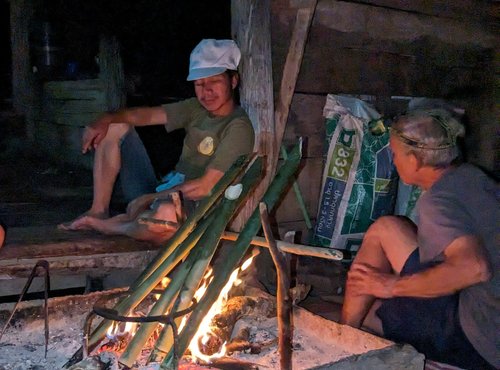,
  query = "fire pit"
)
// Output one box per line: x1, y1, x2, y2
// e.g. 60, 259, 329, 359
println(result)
0, 287, 423, 370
